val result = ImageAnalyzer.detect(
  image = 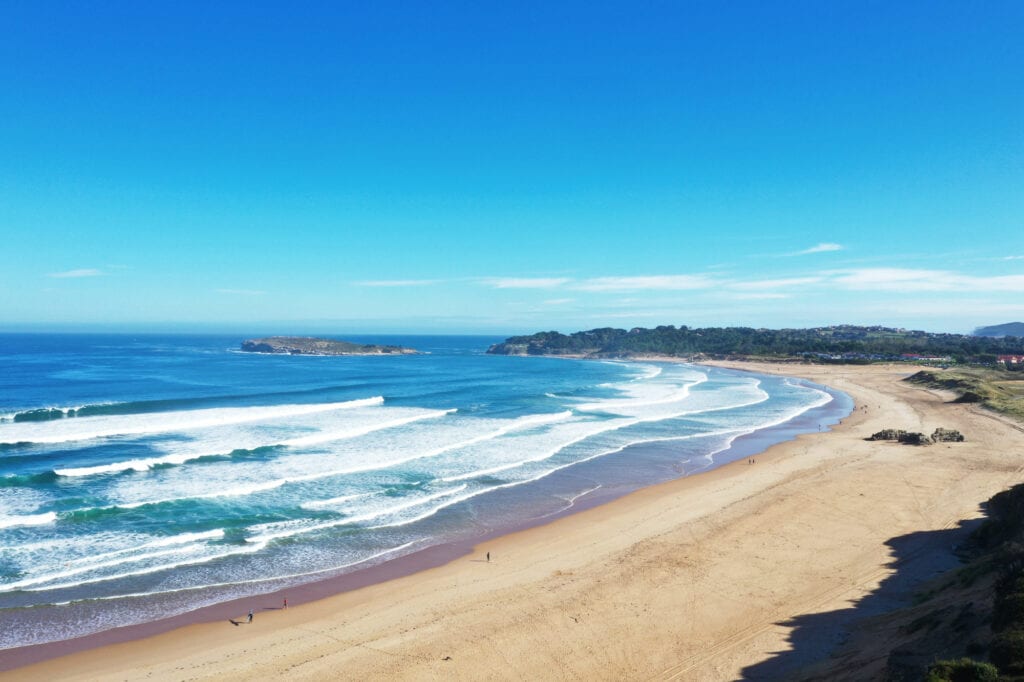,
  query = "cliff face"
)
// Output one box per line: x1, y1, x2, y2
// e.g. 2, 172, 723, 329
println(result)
240, 337, 418, 356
